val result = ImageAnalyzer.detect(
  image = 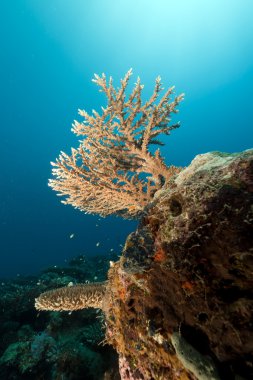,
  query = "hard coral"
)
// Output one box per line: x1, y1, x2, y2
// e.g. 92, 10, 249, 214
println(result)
35, 282, 107, 311
49, 70, 183, 218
